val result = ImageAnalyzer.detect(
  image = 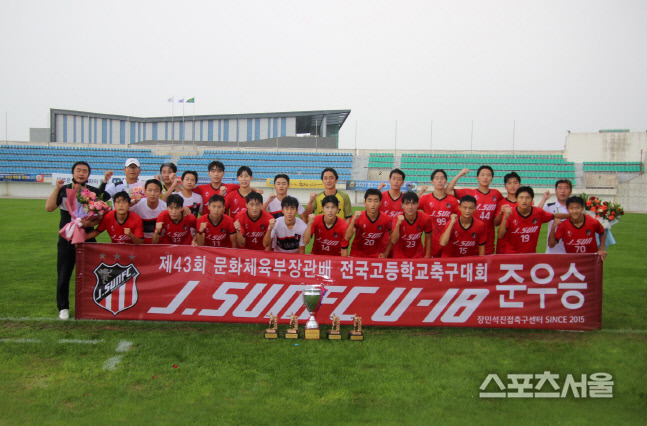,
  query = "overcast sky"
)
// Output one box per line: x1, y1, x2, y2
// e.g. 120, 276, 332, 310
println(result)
1, 0, 646, 151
